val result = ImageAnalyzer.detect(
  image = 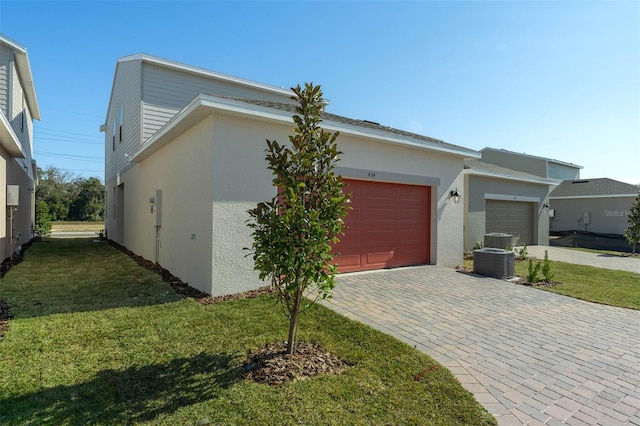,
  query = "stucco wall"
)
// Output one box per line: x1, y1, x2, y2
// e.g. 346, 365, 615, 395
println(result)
549, 197, 636, 235
110, 108, 467, 296
0, 144, 34, 260
108, 116, 215, 294
465, 174, 550, 251
208, 112, 466, 297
